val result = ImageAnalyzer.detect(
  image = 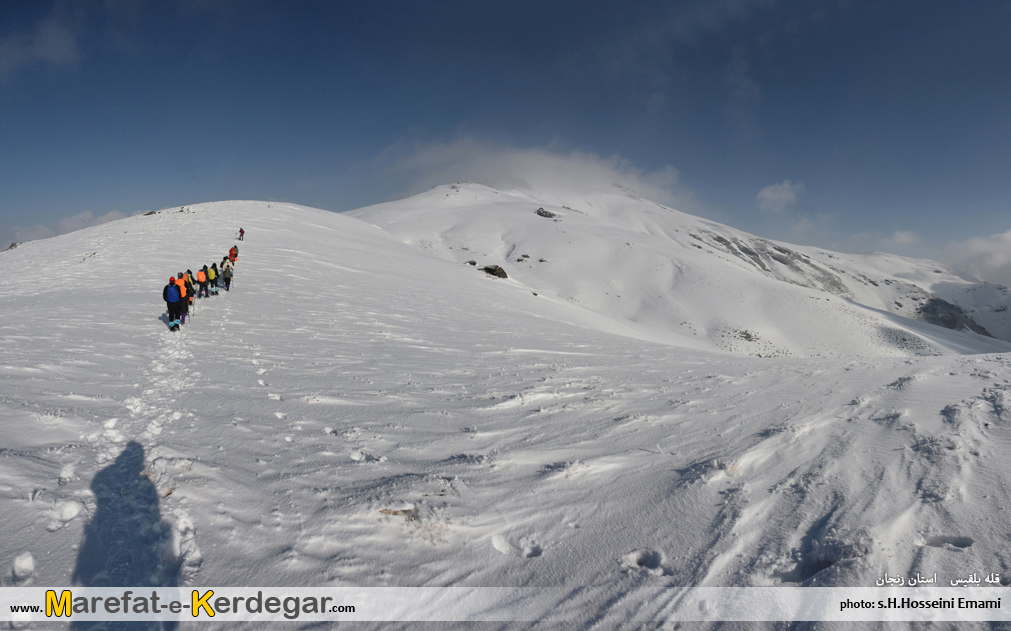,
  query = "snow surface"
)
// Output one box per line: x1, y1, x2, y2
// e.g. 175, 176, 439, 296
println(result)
2, 192, 1011, 628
